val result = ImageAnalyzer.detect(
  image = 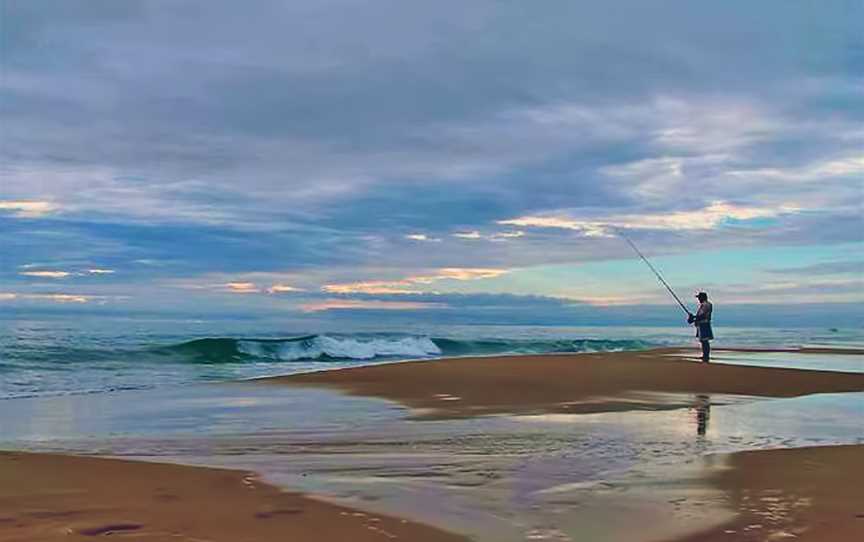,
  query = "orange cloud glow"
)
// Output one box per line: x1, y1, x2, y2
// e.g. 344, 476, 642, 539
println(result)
267, 284, 304, 294
0, 200, 59, 218
225, 282, 261, 293
300, 299, 447, 312
322, 267, 509, 294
